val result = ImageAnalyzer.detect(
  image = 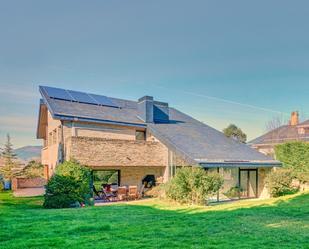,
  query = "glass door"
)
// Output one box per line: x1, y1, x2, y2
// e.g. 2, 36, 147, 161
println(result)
239, 169, 258, 199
